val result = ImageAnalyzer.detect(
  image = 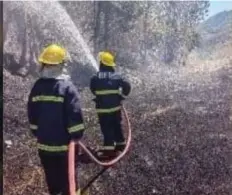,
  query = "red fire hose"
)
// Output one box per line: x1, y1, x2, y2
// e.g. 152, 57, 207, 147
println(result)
68, 105, 132, 195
